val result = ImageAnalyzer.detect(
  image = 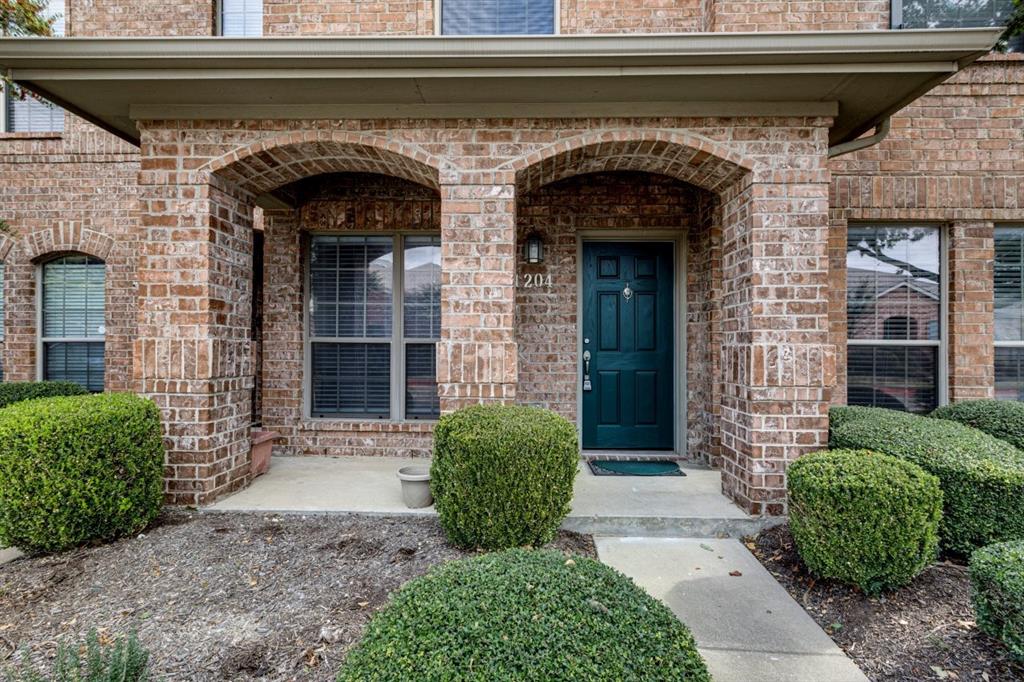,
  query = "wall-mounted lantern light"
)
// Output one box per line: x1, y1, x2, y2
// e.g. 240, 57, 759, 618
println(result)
524, 233, 544, 264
